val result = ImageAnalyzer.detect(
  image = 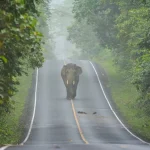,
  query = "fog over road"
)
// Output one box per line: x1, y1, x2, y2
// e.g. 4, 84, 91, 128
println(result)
4, 60, 150, 150
2, 0, 150, 149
